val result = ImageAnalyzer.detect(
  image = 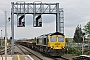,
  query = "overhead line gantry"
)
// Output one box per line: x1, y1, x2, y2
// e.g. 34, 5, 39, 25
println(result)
11, 1, 64, 54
